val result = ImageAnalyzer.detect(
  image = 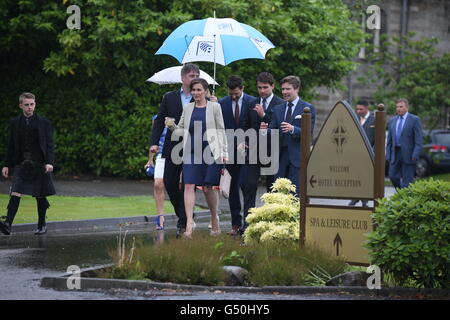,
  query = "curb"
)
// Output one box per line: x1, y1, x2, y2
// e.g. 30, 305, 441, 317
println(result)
9, 210, 212, 233
41, 265, 450, 299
